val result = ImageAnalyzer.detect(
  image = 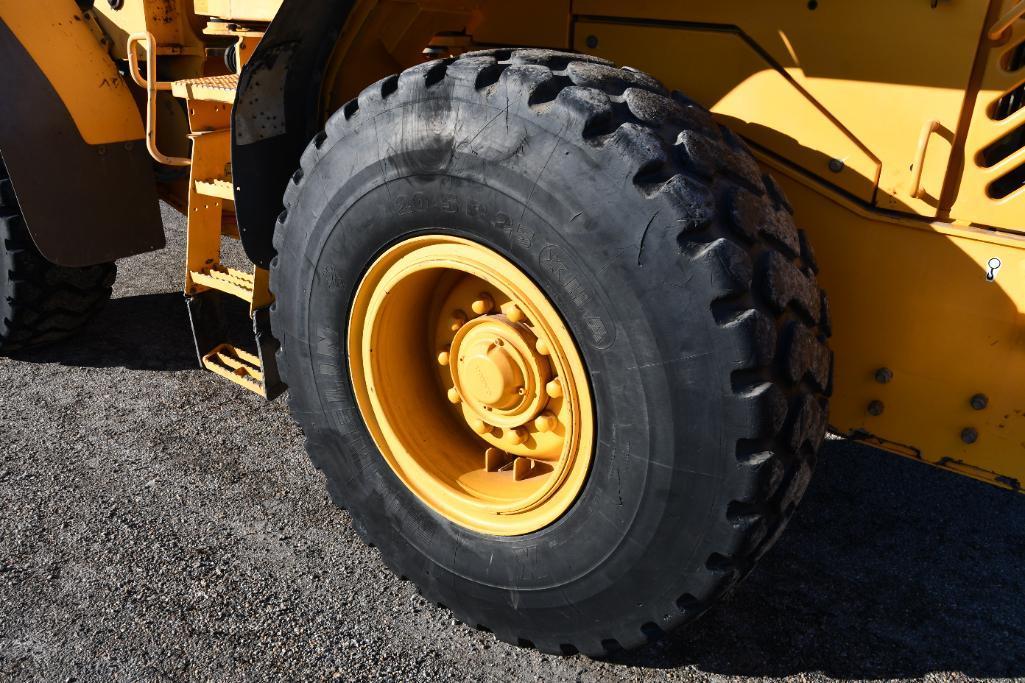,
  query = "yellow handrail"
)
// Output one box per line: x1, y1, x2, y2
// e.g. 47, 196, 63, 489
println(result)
910, 120, 941, 200
127, 32, 191, 167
